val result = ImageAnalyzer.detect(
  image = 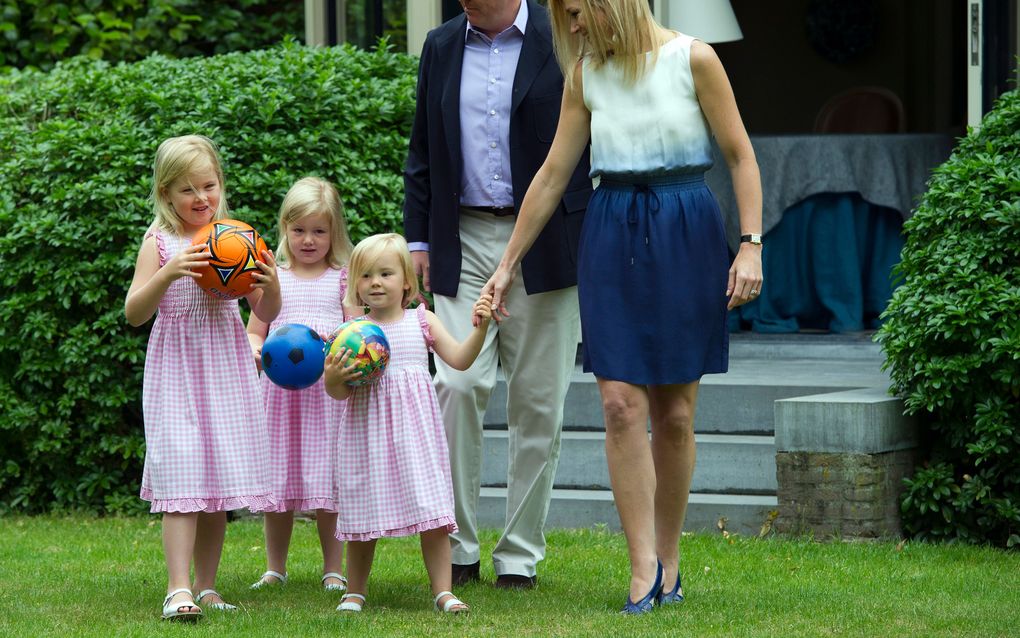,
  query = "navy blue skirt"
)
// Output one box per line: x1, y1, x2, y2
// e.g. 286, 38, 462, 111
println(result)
578, 173, 729, 385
